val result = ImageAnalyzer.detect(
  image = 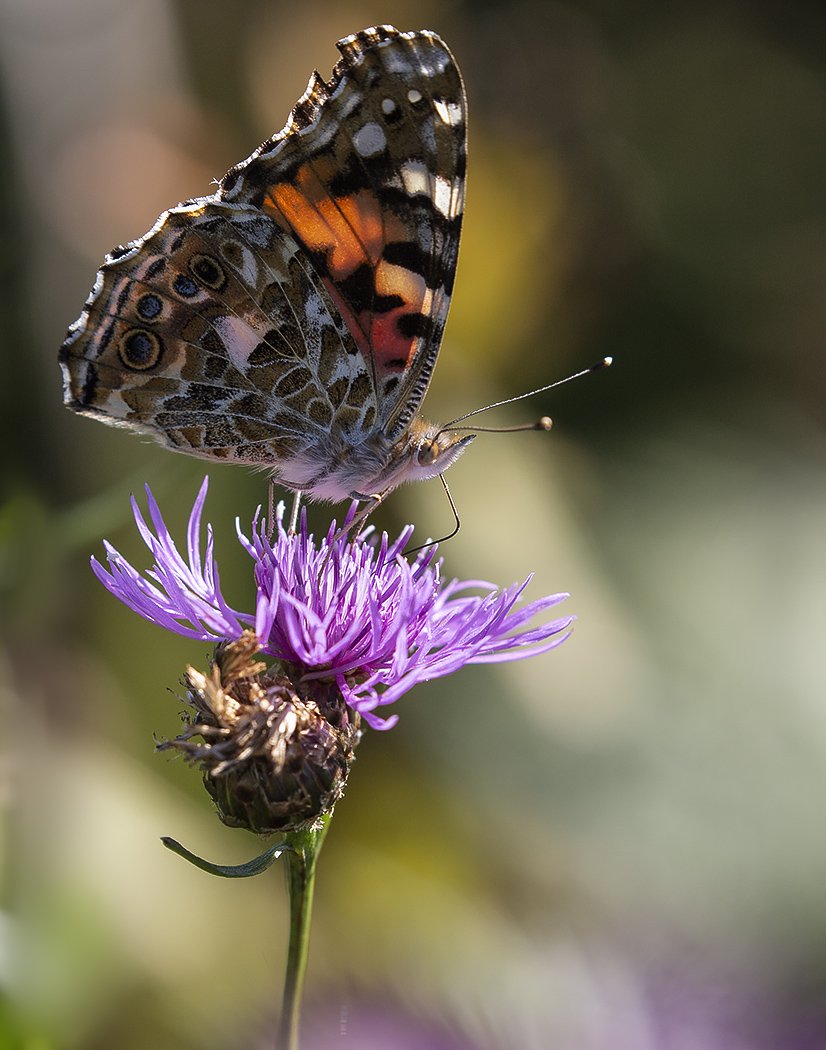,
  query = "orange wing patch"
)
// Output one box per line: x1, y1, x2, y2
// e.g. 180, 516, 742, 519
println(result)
263, 164, 428, 371
264, 181, 383, 275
